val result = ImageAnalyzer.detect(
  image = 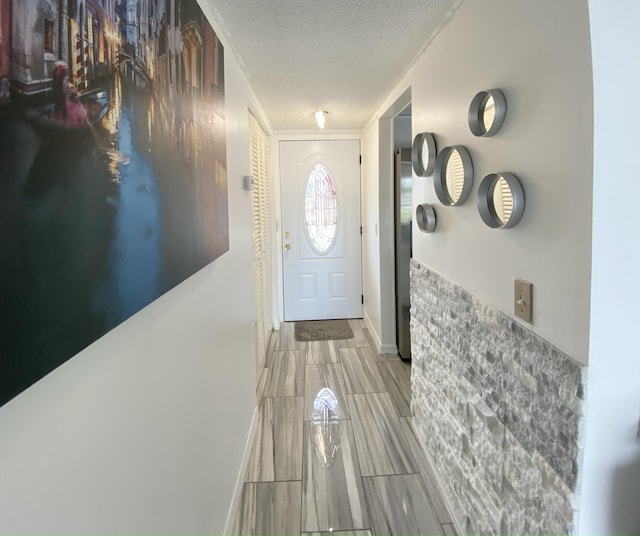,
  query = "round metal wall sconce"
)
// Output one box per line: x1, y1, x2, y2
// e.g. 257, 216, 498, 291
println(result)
416, 203, 437, 233
411, 132, 437, 176
433, 145, 474, 206
477, 172, 525, 228
468, 89, 506, 137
